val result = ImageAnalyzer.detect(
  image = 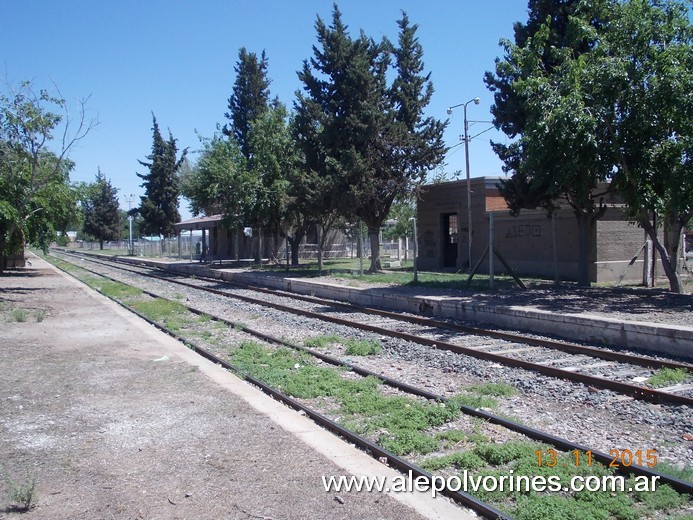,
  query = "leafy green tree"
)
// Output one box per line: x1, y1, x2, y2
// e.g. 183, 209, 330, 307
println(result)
246, 101, 297, 261
0, 81, 94, 272
486, 0, 585, 139
223, 48, 271, 159
382, 197, 415, 242
180, 132, 252, 228
294, 6, 371, 271
295, 7, 445, 272
487, 0, 691, 292
485, 1, 613, 286
599, 0, 692, 293
82, 169, 120, 249
136, 114, 187, 239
